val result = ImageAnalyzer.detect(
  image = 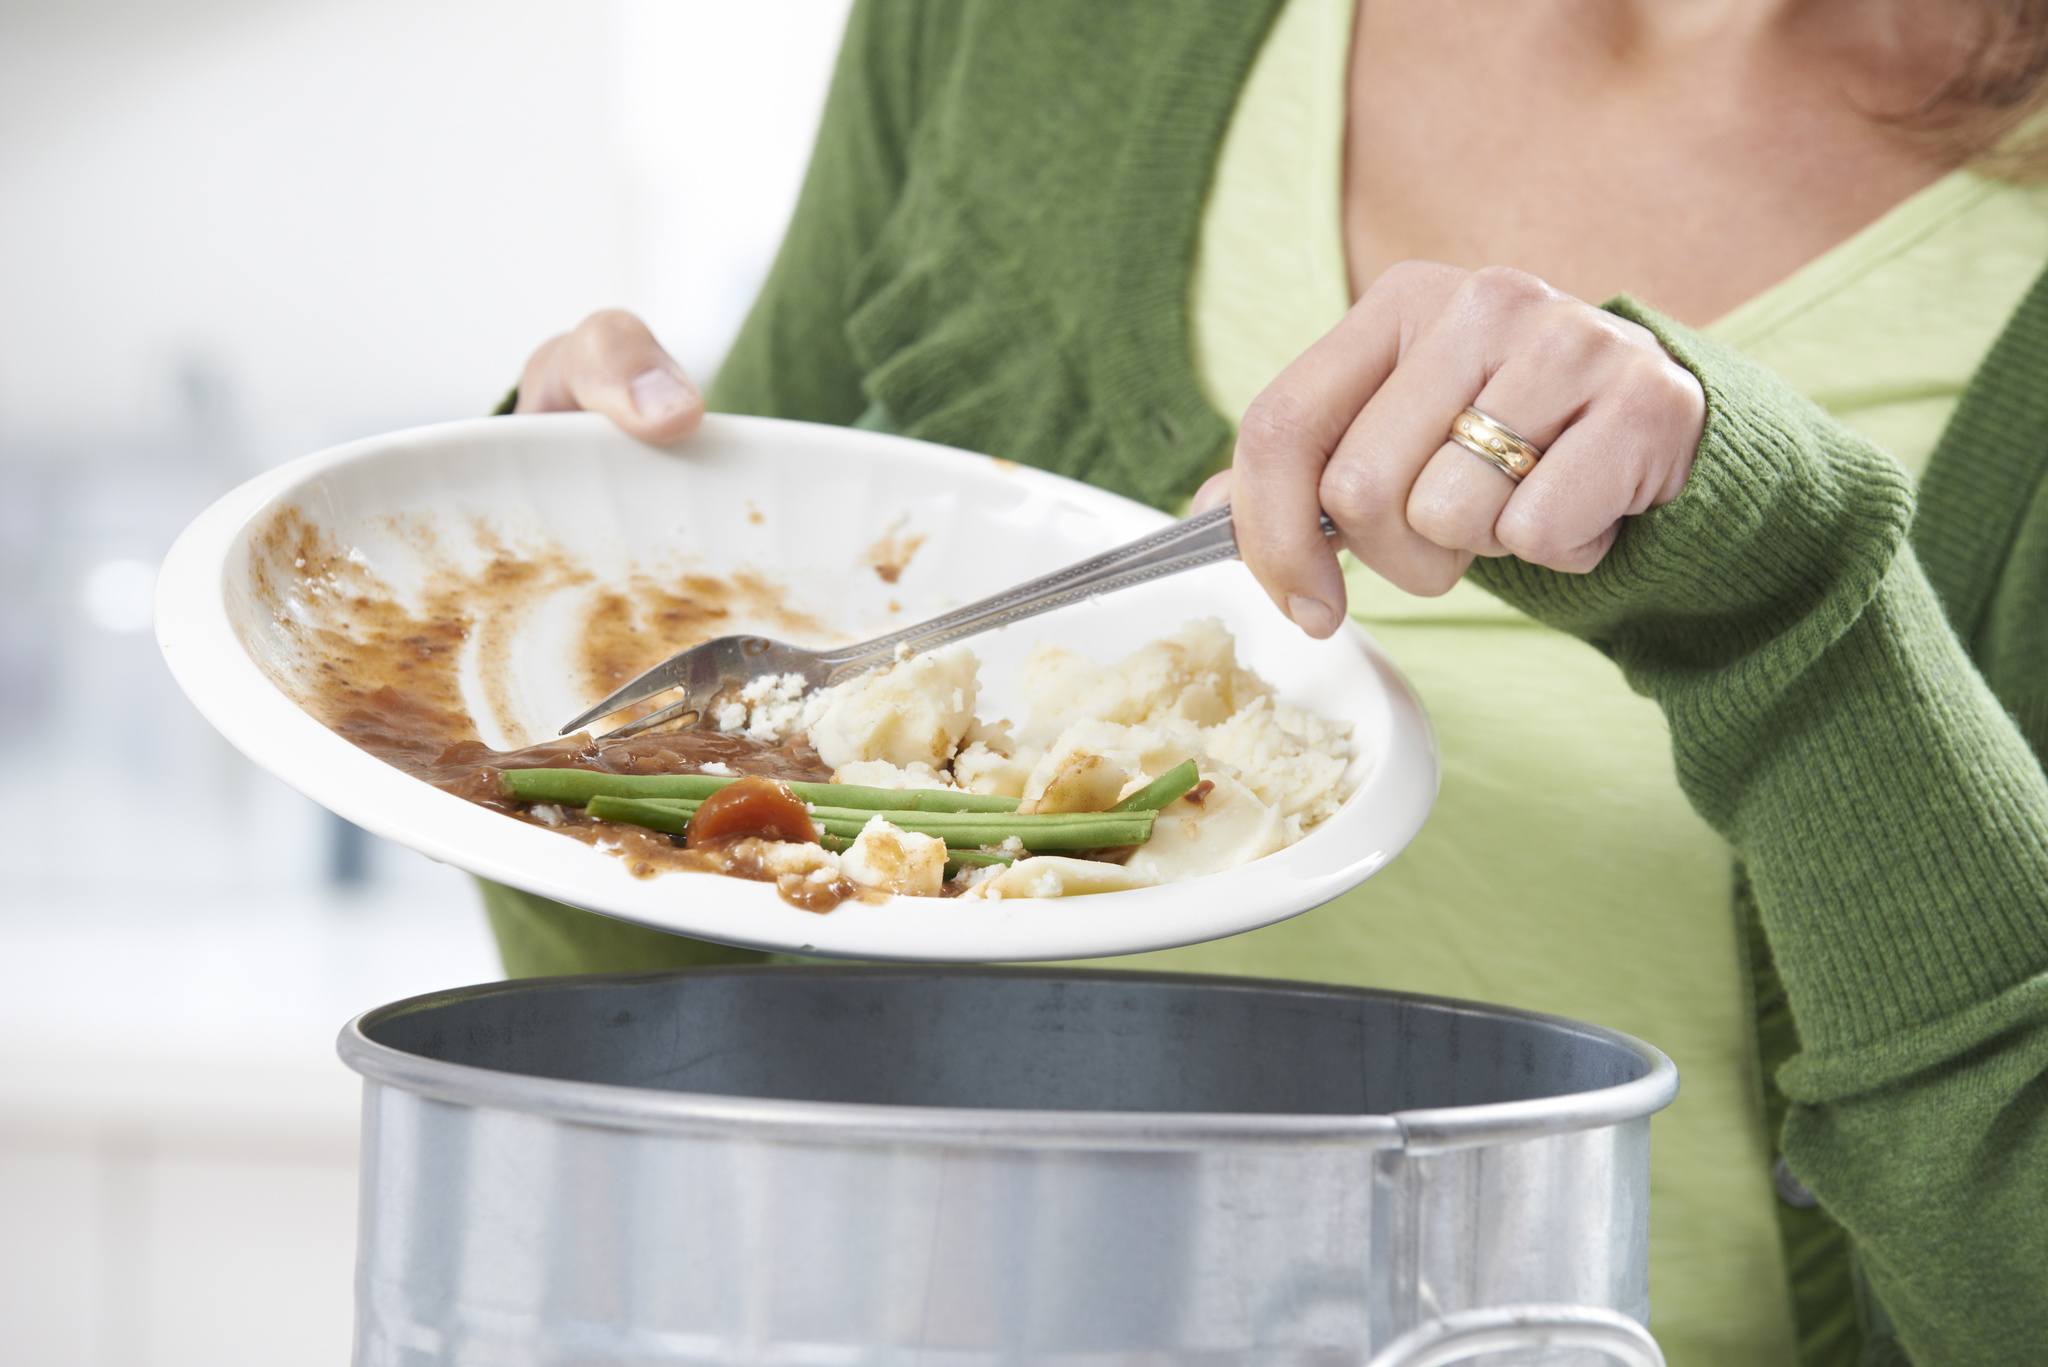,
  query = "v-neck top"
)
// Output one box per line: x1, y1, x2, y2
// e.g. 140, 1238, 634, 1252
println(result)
1175, 1, 2048, 1363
